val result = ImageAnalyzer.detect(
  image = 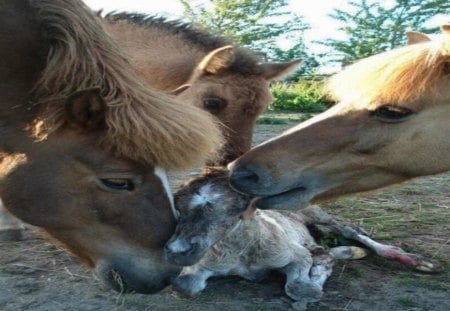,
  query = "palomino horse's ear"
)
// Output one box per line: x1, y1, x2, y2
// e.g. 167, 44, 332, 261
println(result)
65, 88, 106, 131
197, 45, 235, 75
259, 59, 302, 81
442, 25, 450, 58
170, 84, 191, 96
405, 31, 431, 45
441, 25, 450, 36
